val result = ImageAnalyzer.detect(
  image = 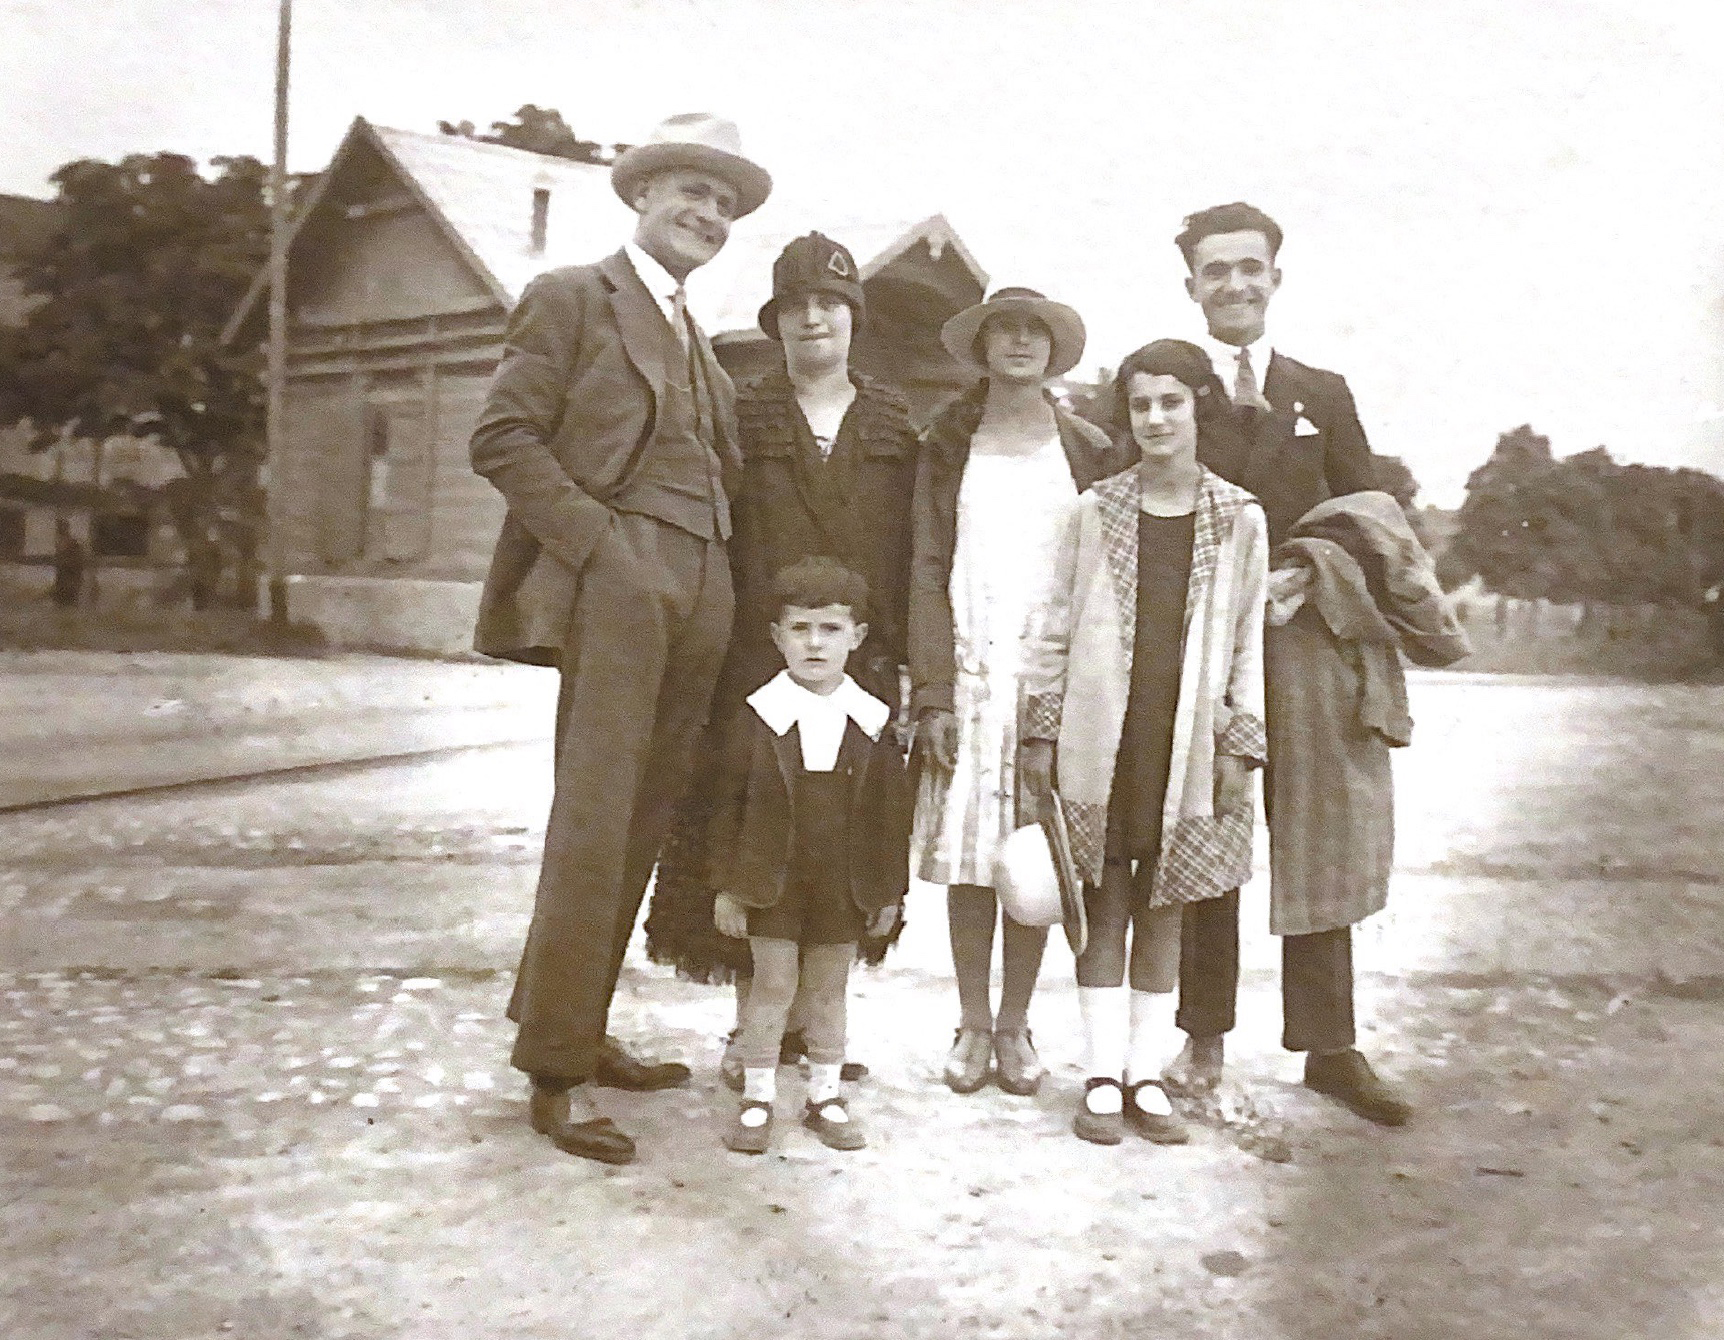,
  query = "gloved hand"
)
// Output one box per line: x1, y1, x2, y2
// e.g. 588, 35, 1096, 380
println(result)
914, 707, 960, 772
713, 892, 749, 939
